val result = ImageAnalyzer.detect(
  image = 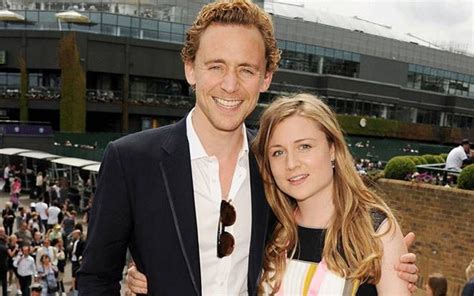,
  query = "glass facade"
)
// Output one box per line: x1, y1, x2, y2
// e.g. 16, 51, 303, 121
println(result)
407, 64, 474, 98
2, 10, 189, 44
278, 39, 361, 78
